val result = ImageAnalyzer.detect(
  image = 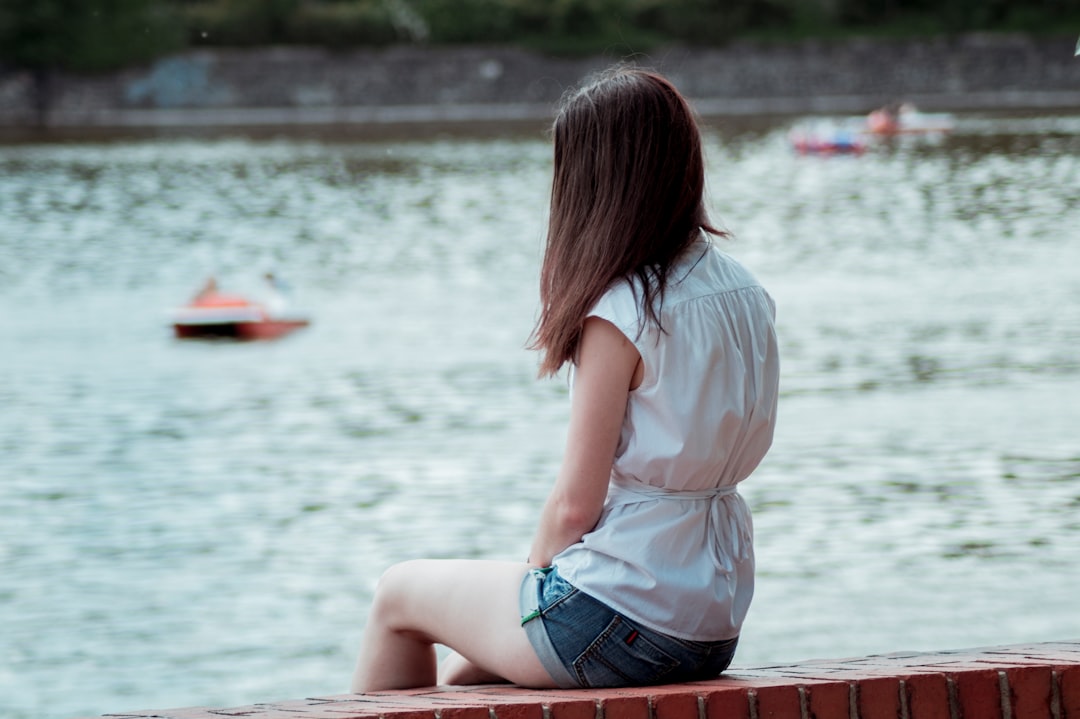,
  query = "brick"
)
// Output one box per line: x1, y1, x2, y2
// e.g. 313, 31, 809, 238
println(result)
542, 697, 598, 719
466, 687, 551, 699
856, 676, 901, 719
104, 710, 223, 718
315, 708, 382, 718
1061, 665, 1080, 719
249, 708, 343, 712
510, 687, 620, 701
487, 702, 545, 719
254, 699, 359, 716
596, 695, 650, 719
315, 706, 368, 715
1003, 666, 1054, 719
992, 646, 1080, 663
429, 690, 544, 719
258, 698, 326, 708
287, 699, 382, 718
650, 690, 700, 719
437, 707, 491, 719
978, 656, 1060, 668
903, 673, 951, 719
724, 669, 794, 679
392, 694, 492, 713
518, 686, 635, 718
776, 666, 887, 683
320, 695, 442, 718
703, 686, 751, 719
804, 681, 852, 719
1039, 642, 1080, 656
951, 668, 1003, 719
754, 683, 802, 718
